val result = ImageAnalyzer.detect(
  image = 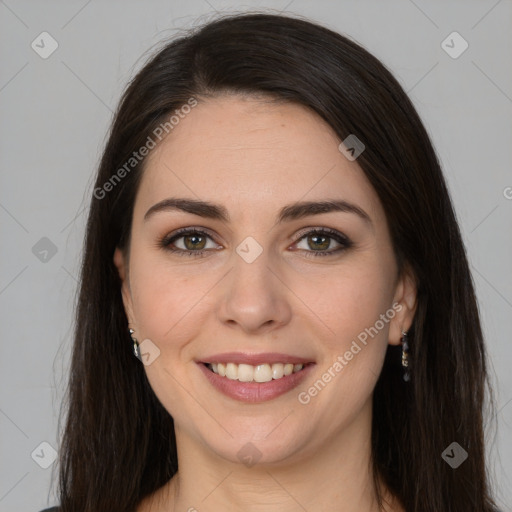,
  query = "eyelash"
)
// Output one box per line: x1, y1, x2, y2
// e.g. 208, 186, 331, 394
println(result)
159, 227, 352, 259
